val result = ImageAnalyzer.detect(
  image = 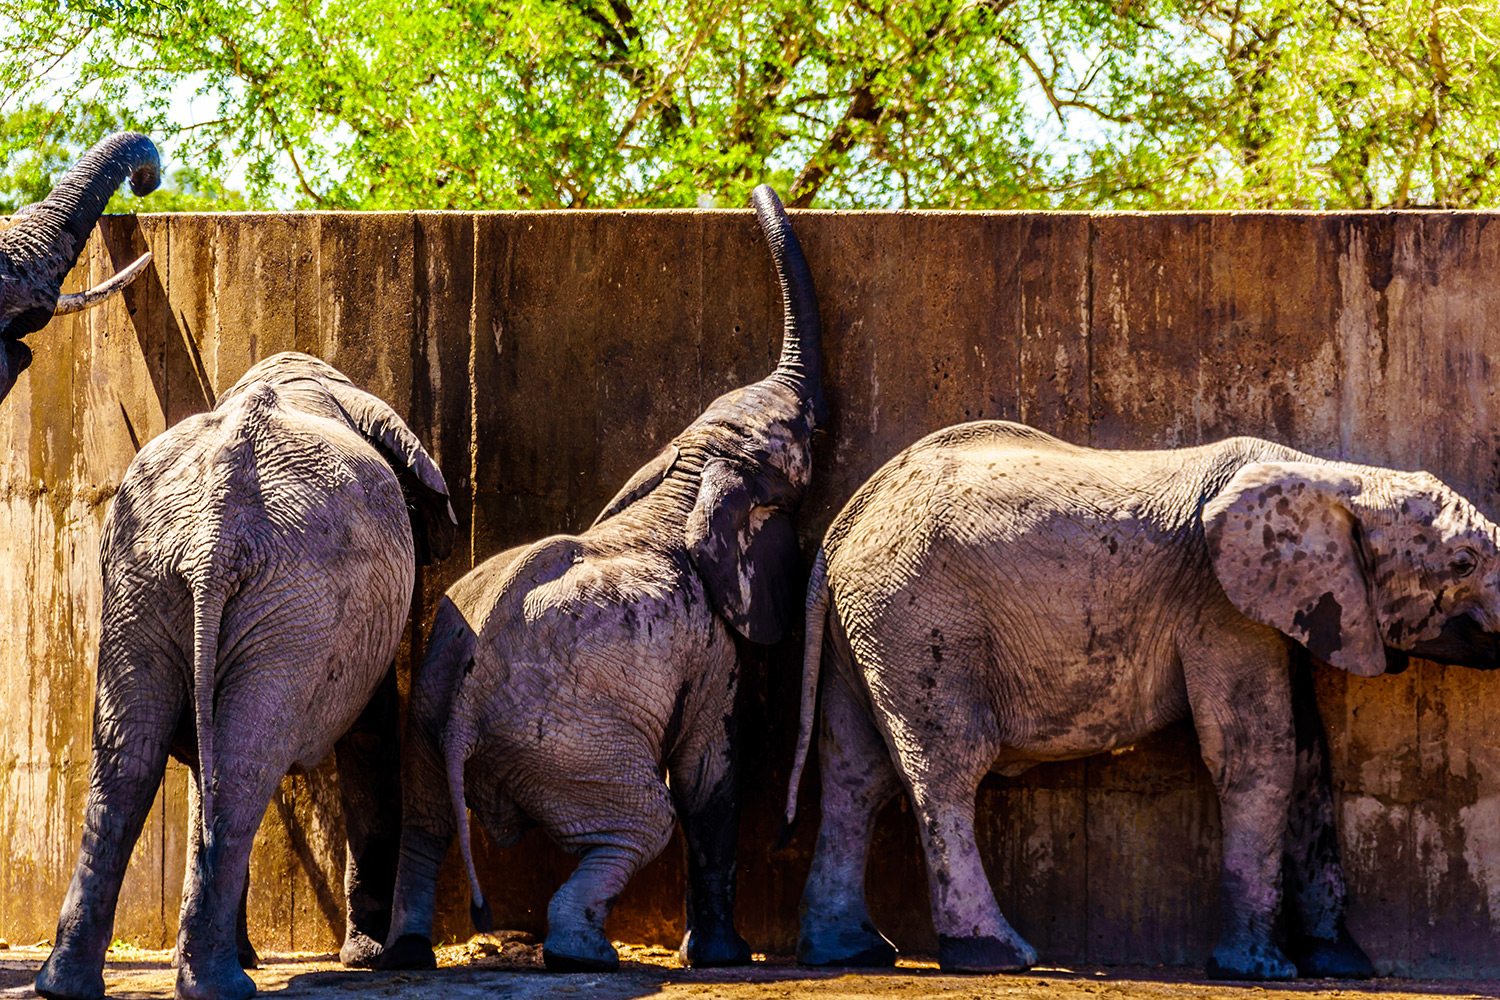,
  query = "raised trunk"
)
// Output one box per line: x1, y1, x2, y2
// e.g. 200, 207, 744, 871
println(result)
750, 185, 826, 423
8, 131, 160, 289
